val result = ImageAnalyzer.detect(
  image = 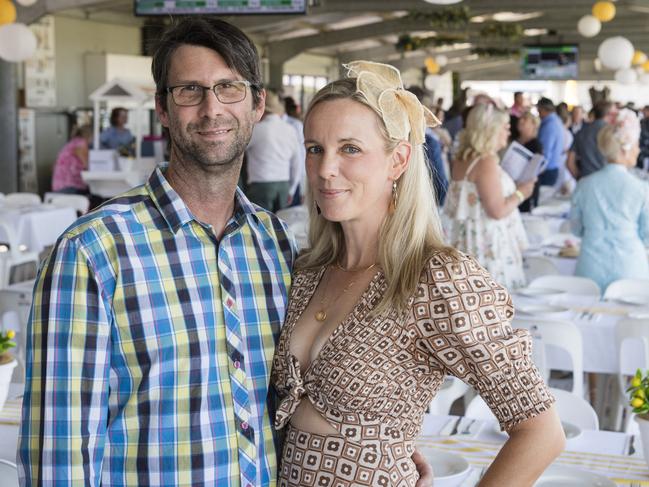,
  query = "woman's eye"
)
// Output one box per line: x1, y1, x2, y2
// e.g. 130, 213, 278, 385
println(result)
306, 146, 322, 154
342, 145, 360, 154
